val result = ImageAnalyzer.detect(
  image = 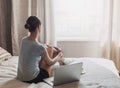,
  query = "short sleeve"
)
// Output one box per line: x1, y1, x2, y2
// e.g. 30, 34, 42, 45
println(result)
38, 44, 45, 55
